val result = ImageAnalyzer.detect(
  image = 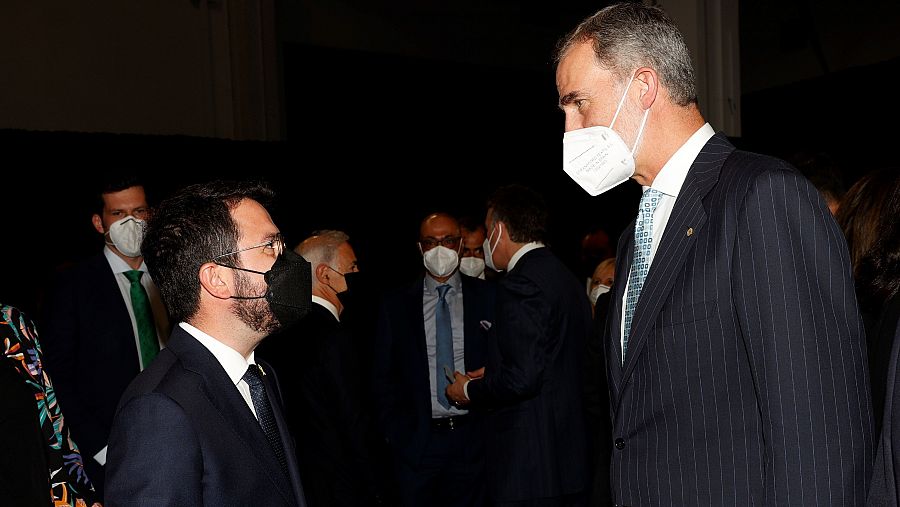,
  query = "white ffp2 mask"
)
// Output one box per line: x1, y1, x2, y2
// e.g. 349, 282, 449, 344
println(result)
422, 245, 459, 278
562, 74, 649, 196
107, 216, 146, 258
459, 256, 486, 278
